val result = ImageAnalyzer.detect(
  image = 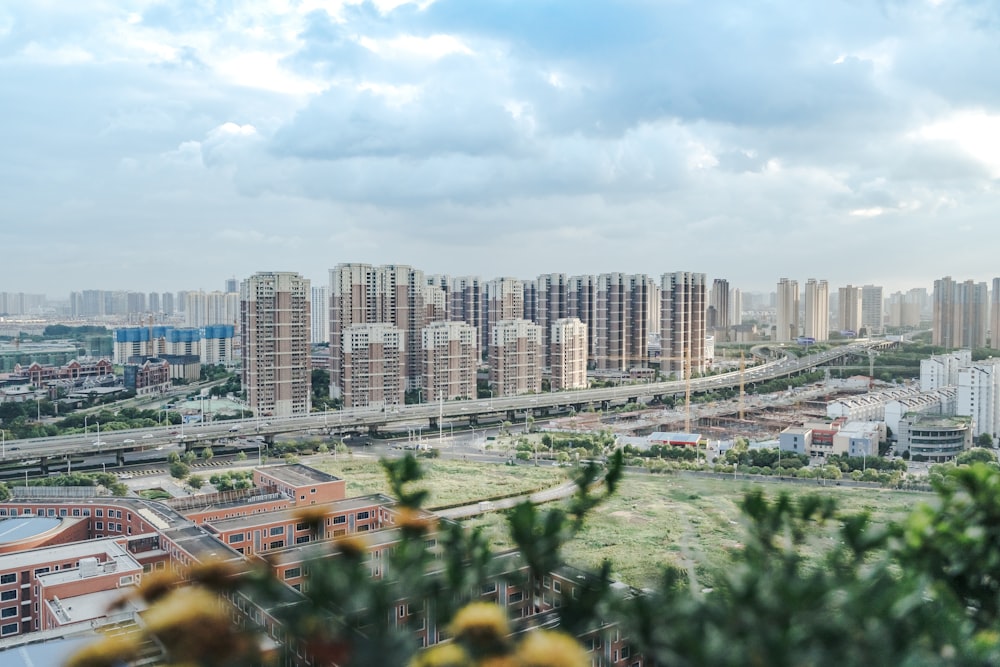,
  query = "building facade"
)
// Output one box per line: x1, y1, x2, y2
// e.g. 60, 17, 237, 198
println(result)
240, 272, 312, 417
489, 319, 543, 397
549, 317, 588, 391
421, 321, 478, 402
